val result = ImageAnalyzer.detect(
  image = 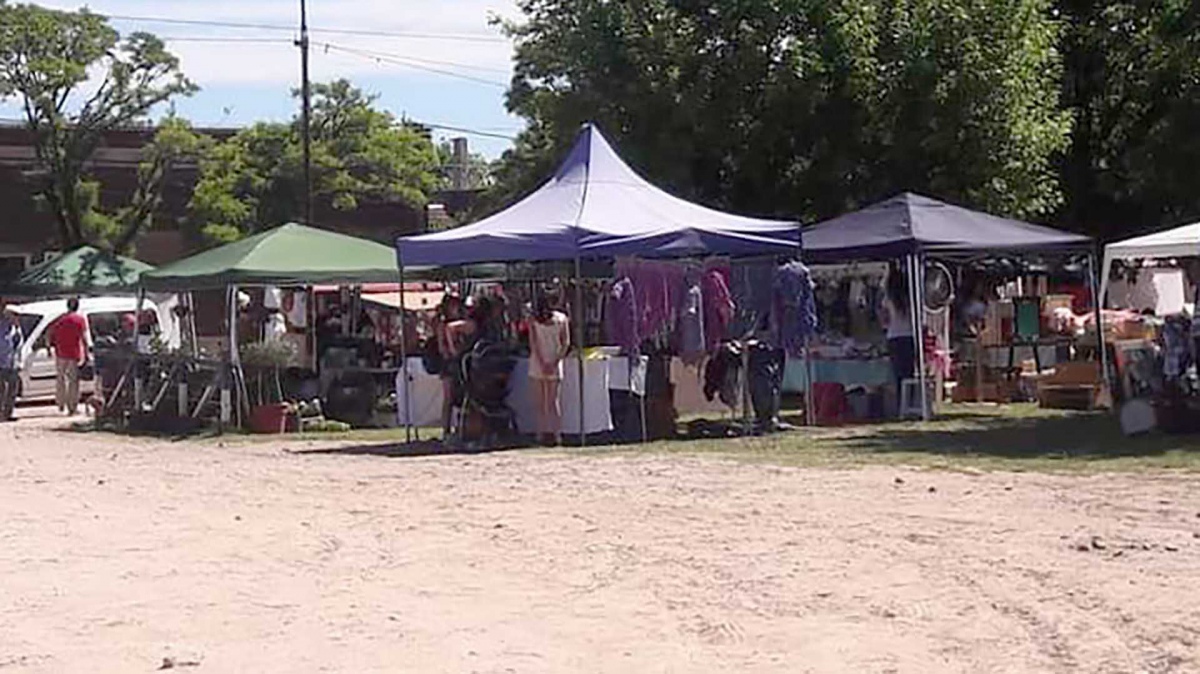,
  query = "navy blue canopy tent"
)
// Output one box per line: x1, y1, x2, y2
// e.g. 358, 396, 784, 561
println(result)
802, 192, 1092, 262
394, 124, 802, 444
396, 124, 801, 267
802, 193, 1102, 418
